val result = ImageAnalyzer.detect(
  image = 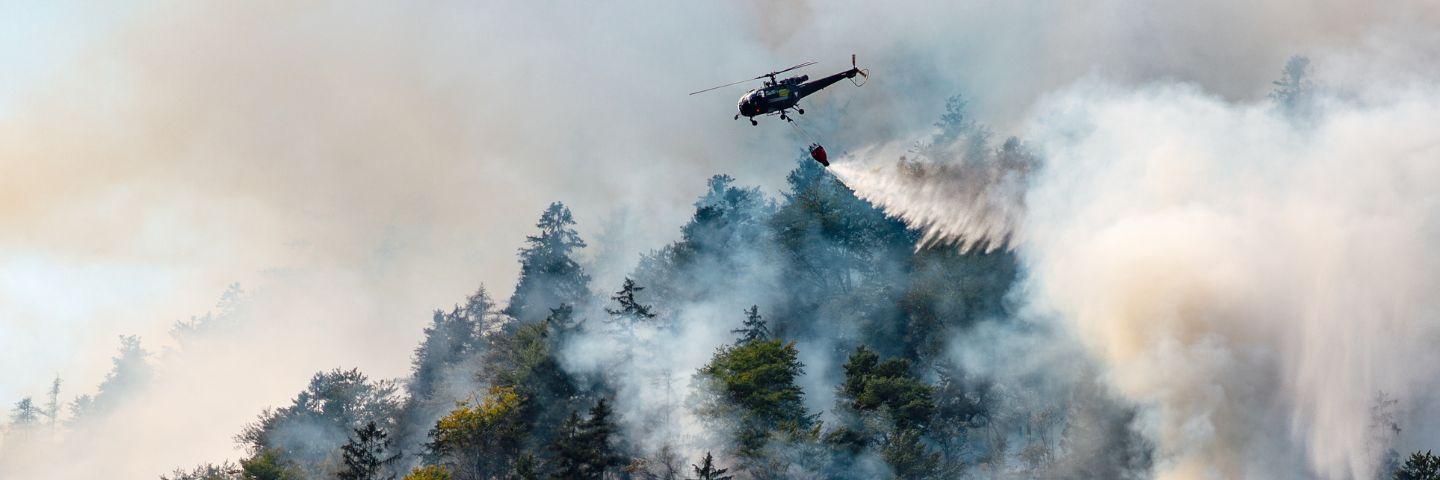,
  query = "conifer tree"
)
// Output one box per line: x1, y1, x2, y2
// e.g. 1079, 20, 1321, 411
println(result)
580, 398, 626, 476
1397, 450, 1440, 480
731, 306, 768, 344
1270, 54, 1313, 116
689, 452, 732, 480
339, 421, 399, 480
697, 339, 811, 458
606, 277, 657, 322
43, 376, 61, 429
506, 202, 593, 324
9, 397, 40, 429
86, 335, 153, 416
546, 411, 588, 479
544, 399, 626, 480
